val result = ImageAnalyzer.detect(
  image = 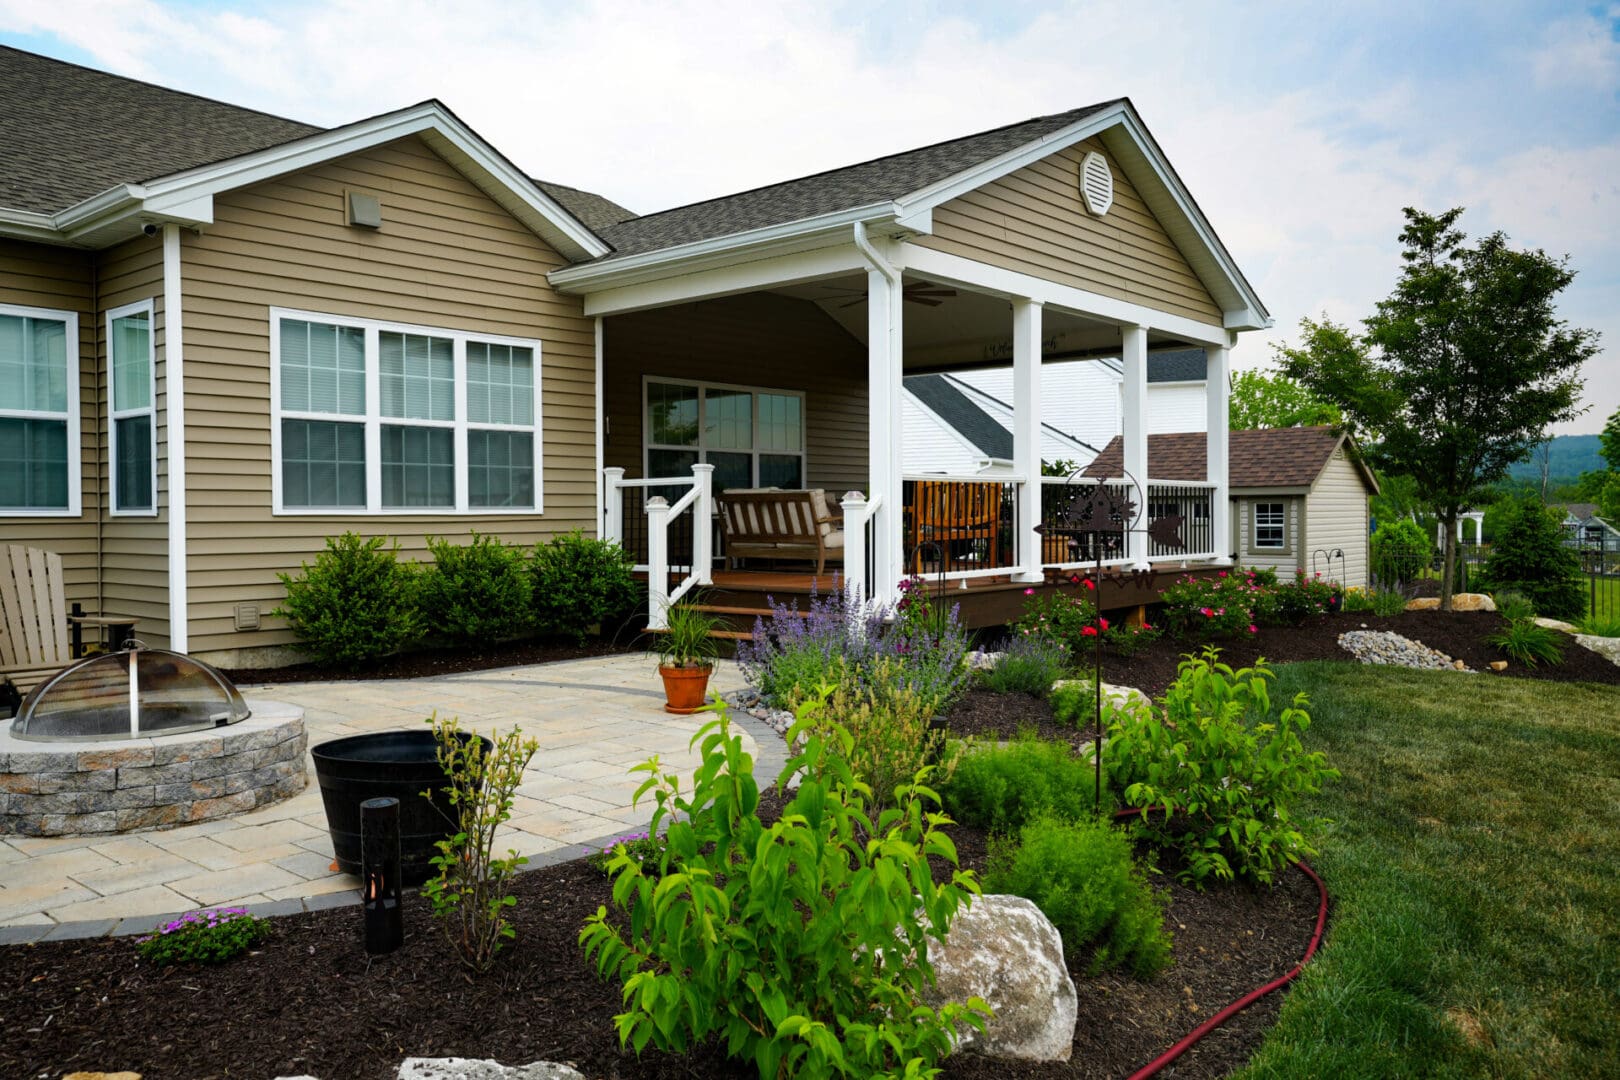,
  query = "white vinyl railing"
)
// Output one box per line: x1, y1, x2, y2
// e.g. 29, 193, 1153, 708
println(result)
603, 464, 713, 630
1038, 477, 1220, 569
